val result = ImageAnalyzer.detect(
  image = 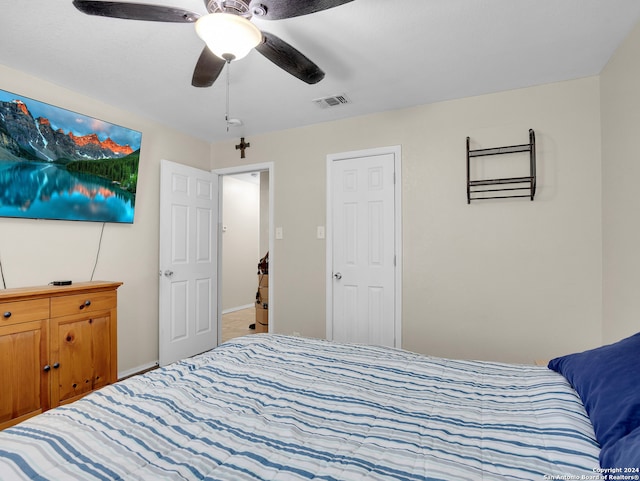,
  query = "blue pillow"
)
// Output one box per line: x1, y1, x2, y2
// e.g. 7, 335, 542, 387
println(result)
599, 427, 640, 470
548, 332, 640, 454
